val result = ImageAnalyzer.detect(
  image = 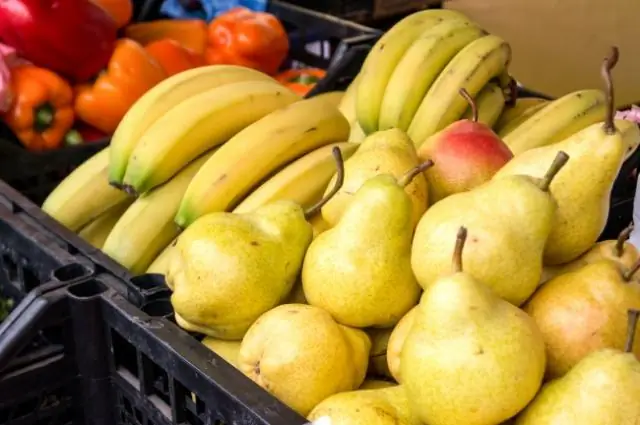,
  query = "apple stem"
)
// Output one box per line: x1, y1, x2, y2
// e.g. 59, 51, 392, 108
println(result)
304, 147, 344, 219
398, 160, 434, 188
622, 257, 640, 281
452, 227, 468, 273
615, 222, 634, 257
624, 309, 639, 353
459, 88, 478, 122
539, 151, 570, 191
601, 46, 619, 135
